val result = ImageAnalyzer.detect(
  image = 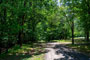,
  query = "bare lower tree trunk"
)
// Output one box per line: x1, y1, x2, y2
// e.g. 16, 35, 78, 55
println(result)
71, 20, 74, 45
0, 48, 1, 54
85, 30, 89, 42
86, 1, 90, 42
18, 32, 22, 47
